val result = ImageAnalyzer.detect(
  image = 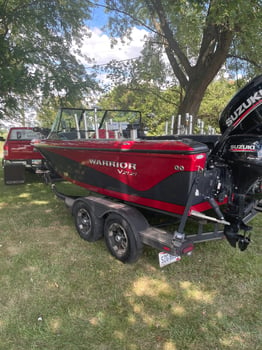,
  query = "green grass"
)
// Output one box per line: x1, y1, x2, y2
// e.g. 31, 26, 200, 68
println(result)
0, 162, 261, 350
